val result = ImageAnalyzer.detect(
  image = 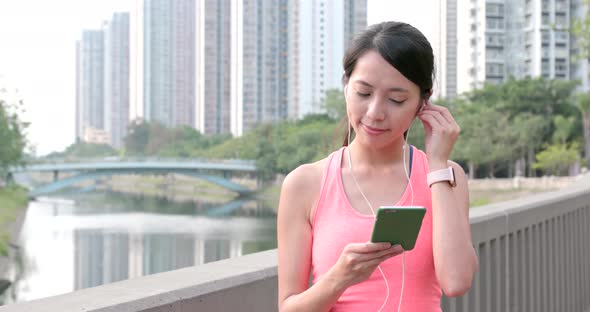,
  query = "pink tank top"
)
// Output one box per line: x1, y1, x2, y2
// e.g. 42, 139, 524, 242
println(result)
311, 146, 442, 311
